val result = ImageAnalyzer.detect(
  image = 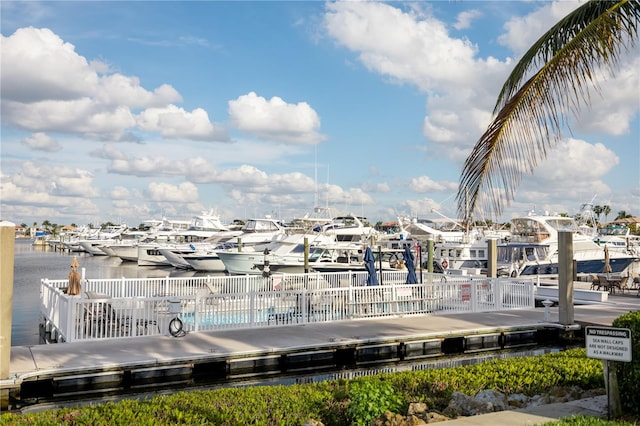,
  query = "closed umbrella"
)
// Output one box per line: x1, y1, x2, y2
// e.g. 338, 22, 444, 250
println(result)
404, 246, 418, 284
603, 245, 612, 274
67, 256, 81, 295
364, 246, 379, 286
